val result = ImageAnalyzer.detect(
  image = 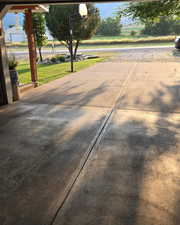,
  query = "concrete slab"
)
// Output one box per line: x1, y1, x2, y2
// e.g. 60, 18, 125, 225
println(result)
130, 65, 180, 83
1, 58, 180, 225
21, 62, 135, 107
117, 80, 180, 113
134, 62, 180, 75
0, 103, 109, 225
21, 81, 122, 107
53, 110, 180, 225
80, 62, 137, 73
117, 62, 180, 113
